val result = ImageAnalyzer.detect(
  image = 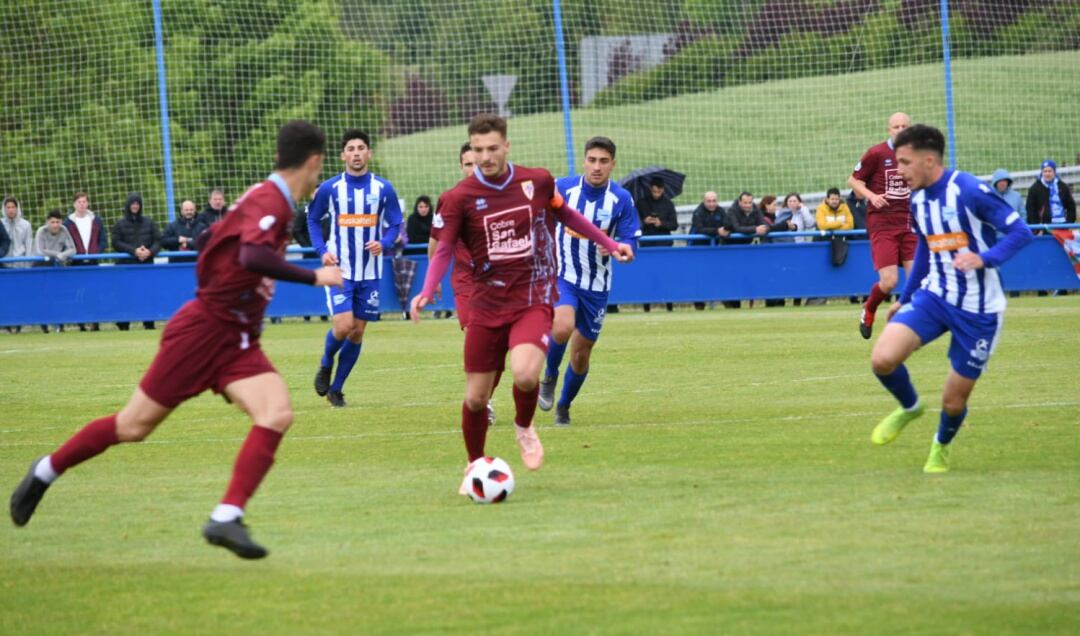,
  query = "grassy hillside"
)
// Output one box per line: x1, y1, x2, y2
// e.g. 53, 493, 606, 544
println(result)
379, 50, 1080, 206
